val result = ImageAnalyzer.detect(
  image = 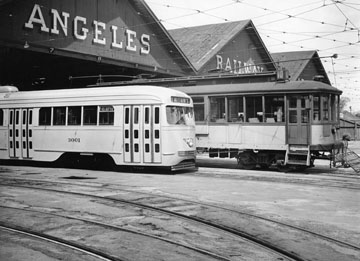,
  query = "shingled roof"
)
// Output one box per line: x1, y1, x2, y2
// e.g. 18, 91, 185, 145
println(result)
271, 50, 331, 84
168, 20, 276, 73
